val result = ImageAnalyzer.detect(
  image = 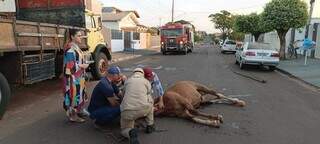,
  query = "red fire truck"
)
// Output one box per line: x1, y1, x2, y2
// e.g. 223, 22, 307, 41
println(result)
160, 23, 194, 55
